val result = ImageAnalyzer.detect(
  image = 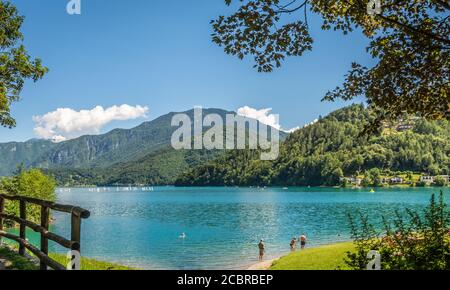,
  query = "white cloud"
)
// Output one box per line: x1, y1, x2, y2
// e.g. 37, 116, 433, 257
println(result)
237, 106, 305, 133
284, 119, 319, 133
33, 104, 149, 142
237, 106, 282, 130
304, 118, 319, 128
286, 126, 301, 133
